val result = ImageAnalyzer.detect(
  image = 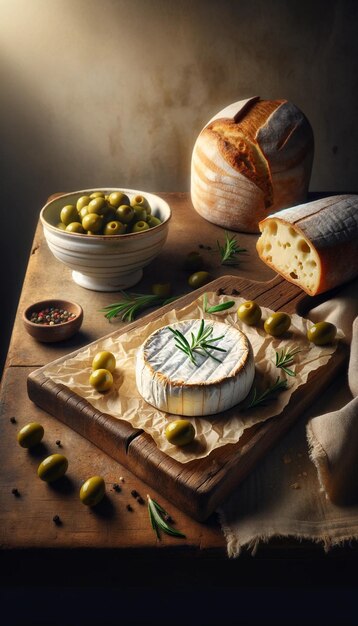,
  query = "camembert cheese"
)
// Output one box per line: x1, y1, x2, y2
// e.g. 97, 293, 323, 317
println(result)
135, 319, 255, 416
